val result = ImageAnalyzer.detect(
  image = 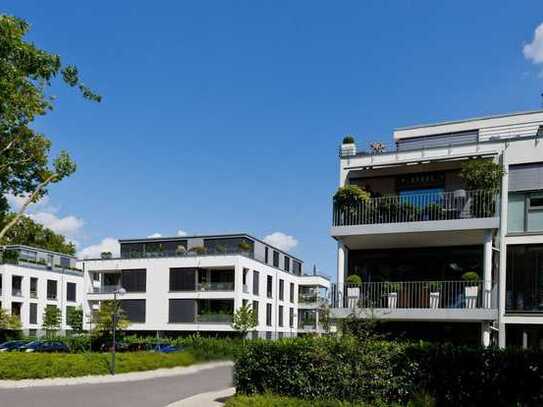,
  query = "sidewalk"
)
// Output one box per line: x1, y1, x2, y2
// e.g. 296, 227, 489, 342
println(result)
0, 361, 234, 389
168, 387, 236, 407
